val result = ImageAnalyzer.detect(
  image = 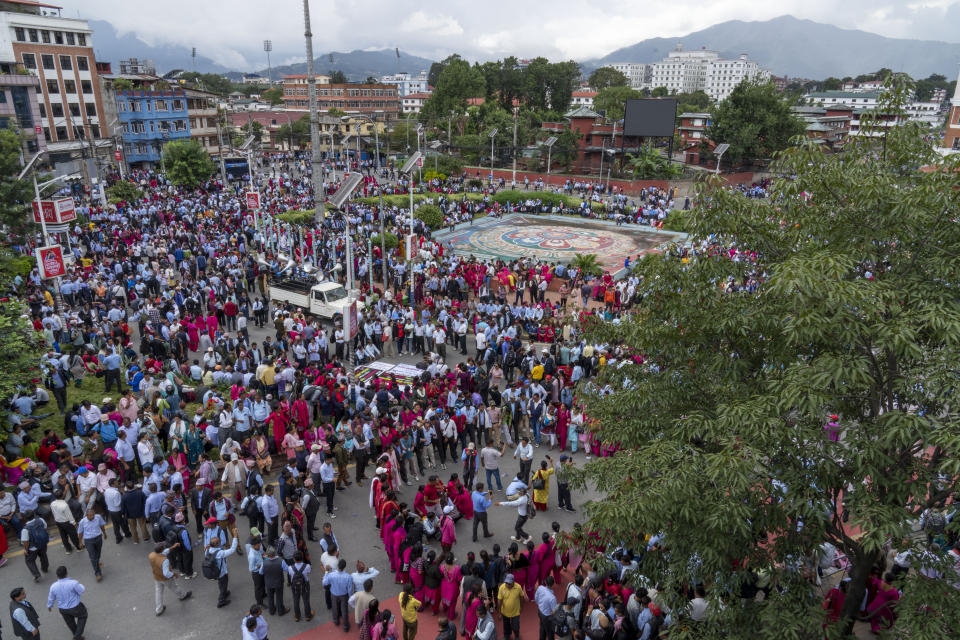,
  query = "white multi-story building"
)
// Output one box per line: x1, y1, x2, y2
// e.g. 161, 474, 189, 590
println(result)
401, 92, 430, 114
380, 71, 429, 98
651, 44, 768, 100
602, 62, 651, 90
805, 91, 880, 109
